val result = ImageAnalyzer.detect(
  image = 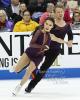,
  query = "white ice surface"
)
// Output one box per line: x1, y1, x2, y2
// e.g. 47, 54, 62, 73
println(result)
0, 78, 80, 100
